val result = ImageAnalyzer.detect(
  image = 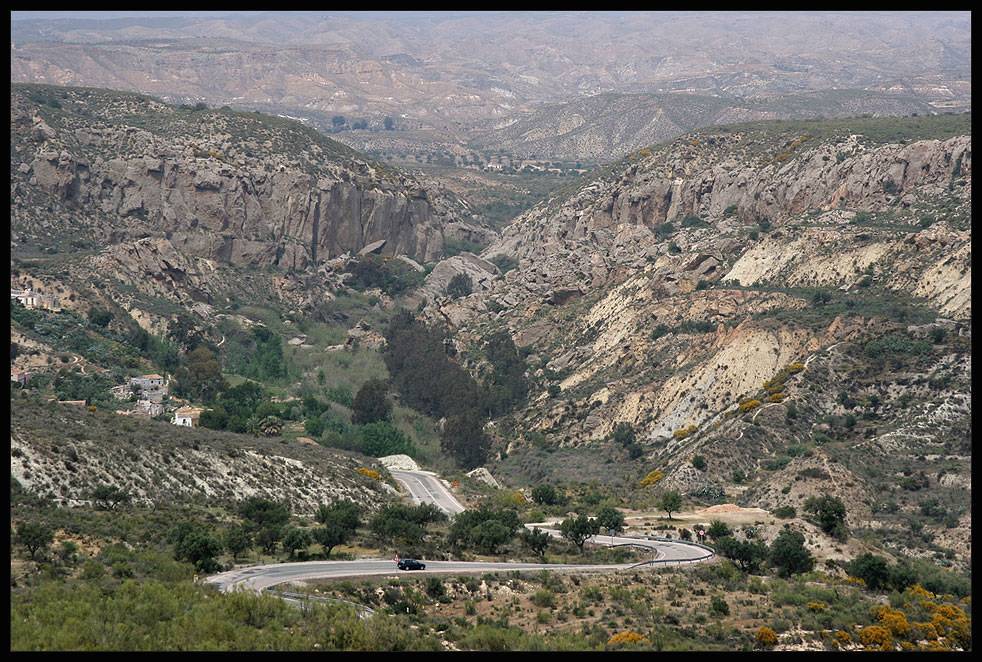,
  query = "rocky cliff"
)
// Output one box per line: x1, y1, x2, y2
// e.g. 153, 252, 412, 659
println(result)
10, 84, 484, 268
419, 117, 971, 519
